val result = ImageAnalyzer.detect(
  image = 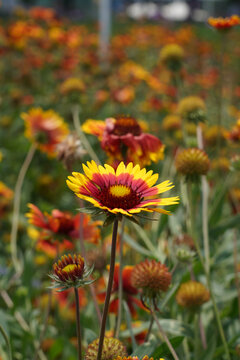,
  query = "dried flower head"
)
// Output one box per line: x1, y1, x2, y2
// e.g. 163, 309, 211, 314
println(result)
162, 114, 182, 132
67, 161, 179, 222
159, 44, 184, 71
176, 281, 210, 309
177, 96, 206, 123
50, 254, 93, 291
131, 259, 171, 300
56, 133, 86, 171
85, 337, 127, 360
208, 15, 240, 30
175, 148, 210, 180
